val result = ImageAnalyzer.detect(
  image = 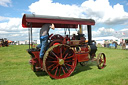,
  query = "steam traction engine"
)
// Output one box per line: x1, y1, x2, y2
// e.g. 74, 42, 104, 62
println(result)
22, 14, 106, 79
0, 38, 9, 47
